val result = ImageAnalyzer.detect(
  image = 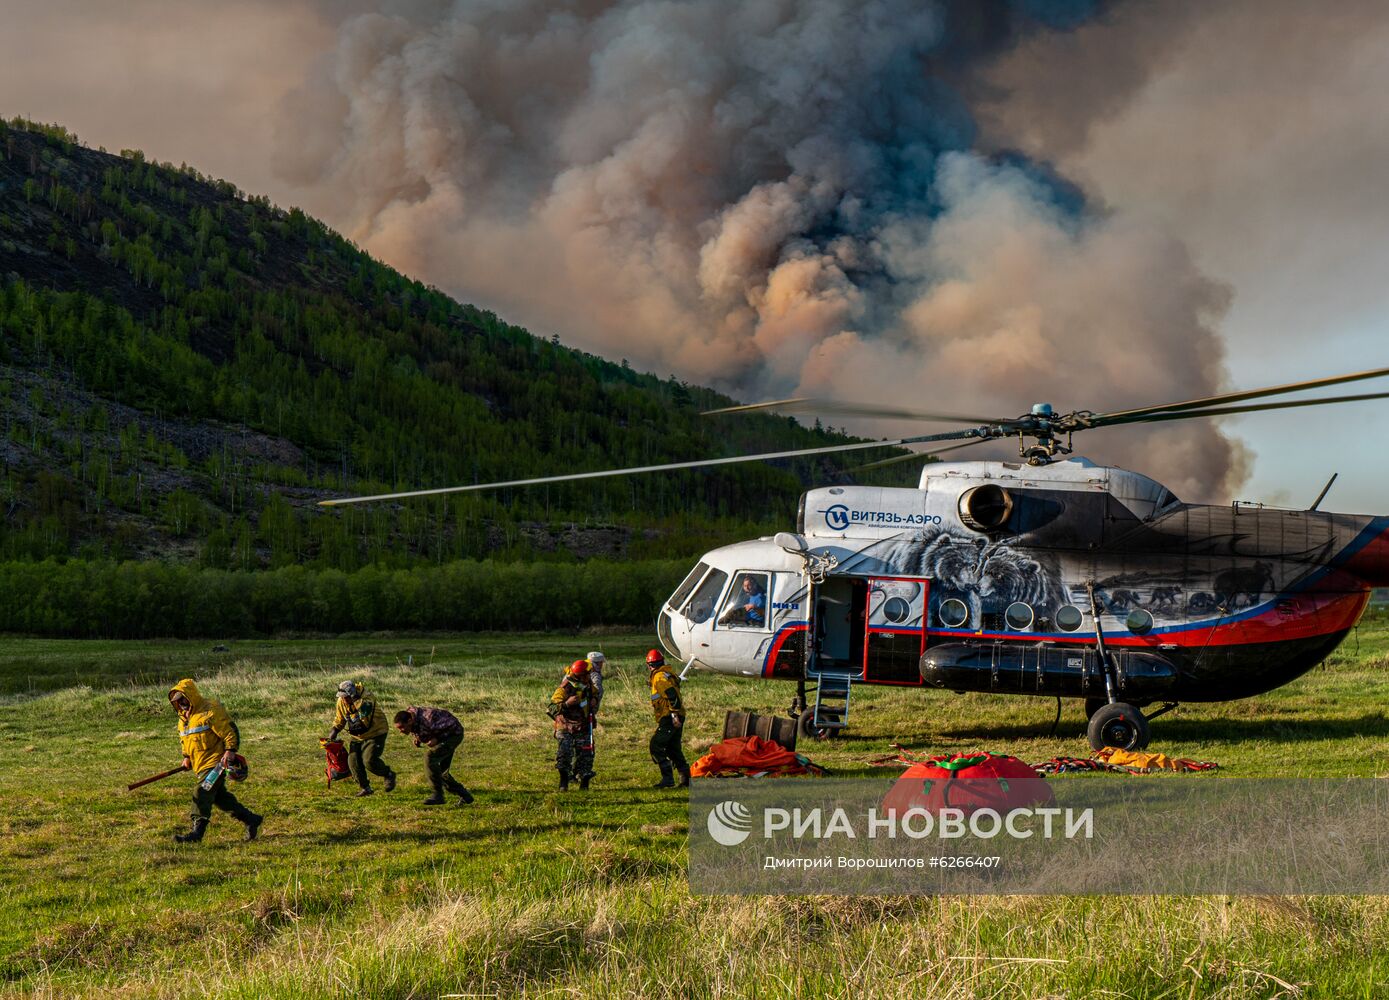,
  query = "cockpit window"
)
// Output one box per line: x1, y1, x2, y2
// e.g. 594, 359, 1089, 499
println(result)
718, 572, 769, 630
668, 562, 710, 613
681, 568, 728, 625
